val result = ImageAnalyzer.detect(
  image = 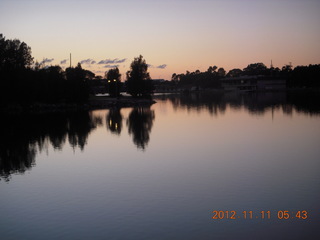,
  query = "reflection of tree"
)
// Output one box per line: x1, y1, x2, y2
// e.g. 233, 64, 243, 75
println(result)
68, 112, 102, 150
0, 140, 36, 182
106, 108, 123, 135
127, 107, 155, 150
0, 112, 102, 181
156, 91, 320, 116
